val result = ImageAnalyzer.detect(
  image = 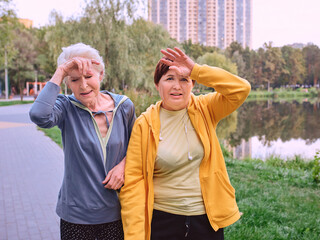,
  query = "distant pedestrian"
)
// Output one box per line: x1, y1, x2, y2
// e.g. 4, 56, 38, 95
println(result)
29, 43, 136, 240
11, 86, 17, 96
